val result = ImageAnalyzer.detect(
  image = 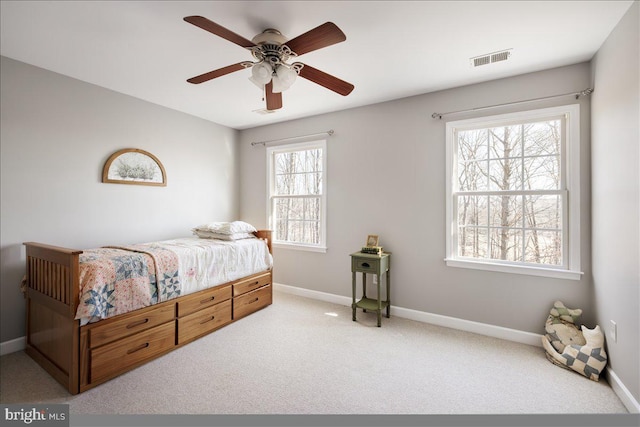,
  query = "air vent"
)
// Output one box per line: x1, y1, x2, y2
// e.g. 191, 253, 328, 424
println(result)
473, 56, 491, 67
470, 49, 512, 67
